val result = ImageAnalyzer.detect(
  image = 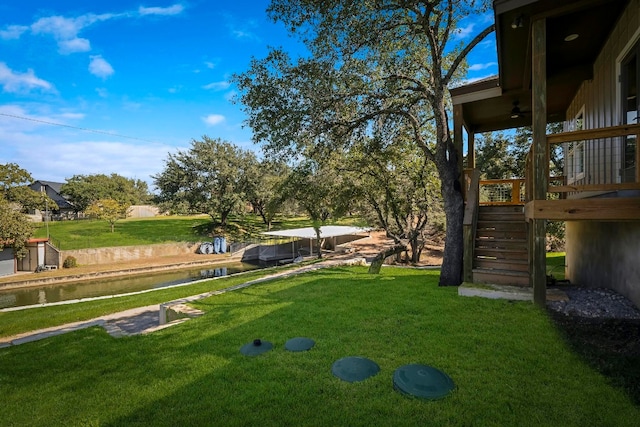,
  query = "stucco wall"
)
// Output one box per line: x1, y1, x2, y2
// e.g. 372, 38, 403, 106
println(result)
61, 242, 201, 266
566, 221, 640, 308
